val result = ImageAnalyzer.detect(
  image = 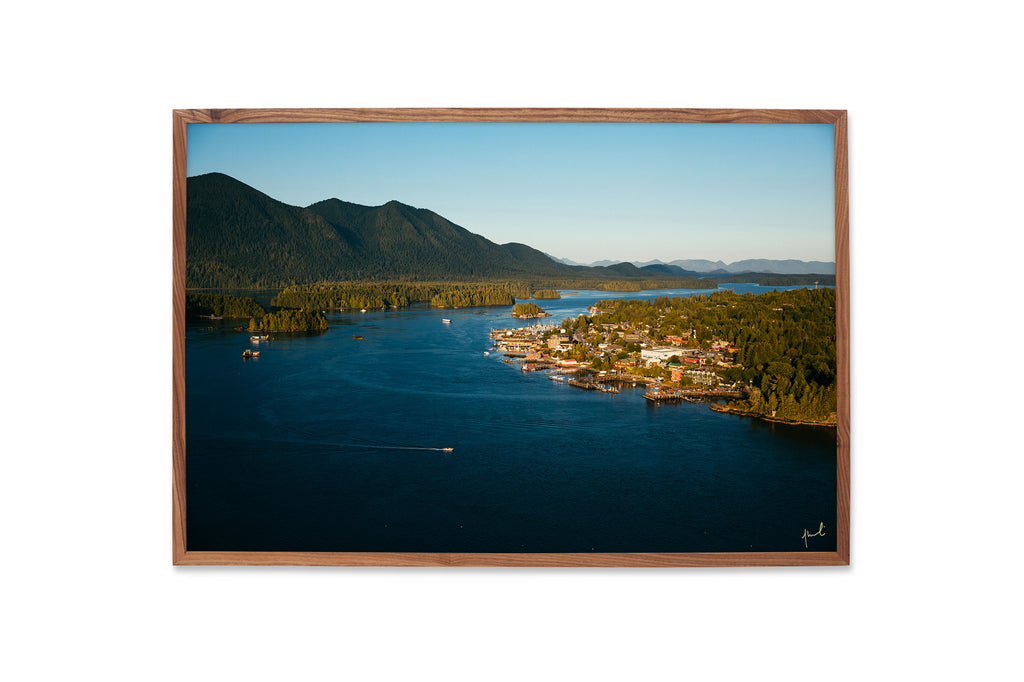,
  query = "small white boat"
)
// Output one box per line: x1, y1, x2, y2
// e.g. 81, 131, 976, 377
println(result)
442, 318, 452, 324
484, 351, 489, 356
360, 308, 367, 313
